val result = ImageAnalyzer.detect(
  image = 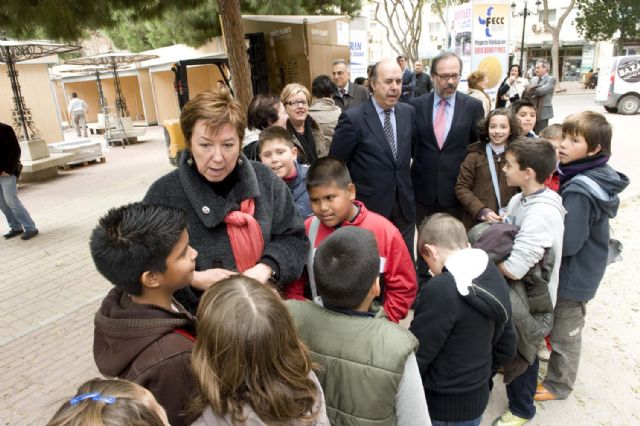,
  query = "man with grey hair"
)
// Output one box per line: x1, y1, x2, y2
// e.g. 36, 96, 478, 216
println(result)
330, 59, 416, 256
528, 60, 556, 133
331, 59, 370, 111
